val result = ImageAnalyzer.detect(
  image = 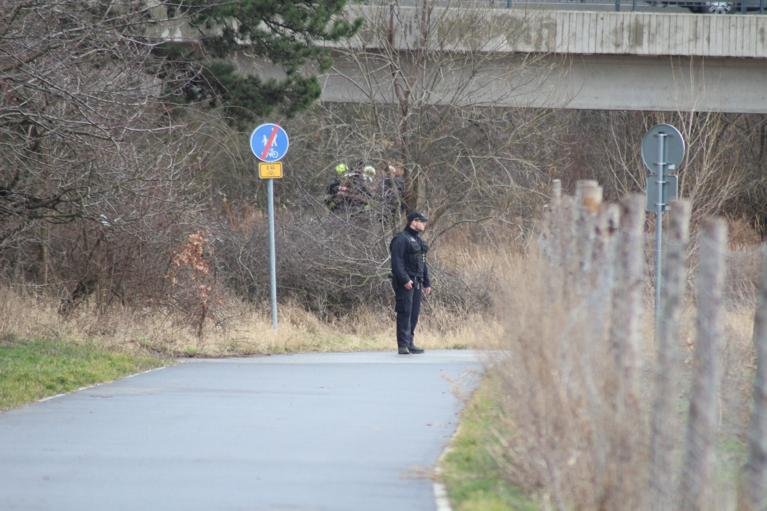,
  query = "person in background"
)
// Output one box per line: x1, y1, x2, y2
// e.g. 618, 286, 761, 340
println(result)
379, 163, 406, 217
362, 165, 376, 184
342, 165, 372, 209
389, 211, 431, 355
325, 163, 349, 210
